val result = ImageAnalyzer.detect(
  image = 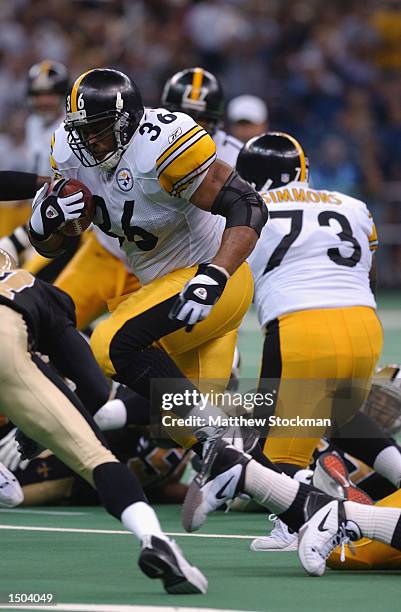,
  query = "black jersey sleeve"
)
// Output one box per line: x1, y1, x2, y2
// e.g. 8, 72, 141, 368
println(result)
37, 284, 110, 414
44, 324, 110, 415
0, 171, 38, 200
